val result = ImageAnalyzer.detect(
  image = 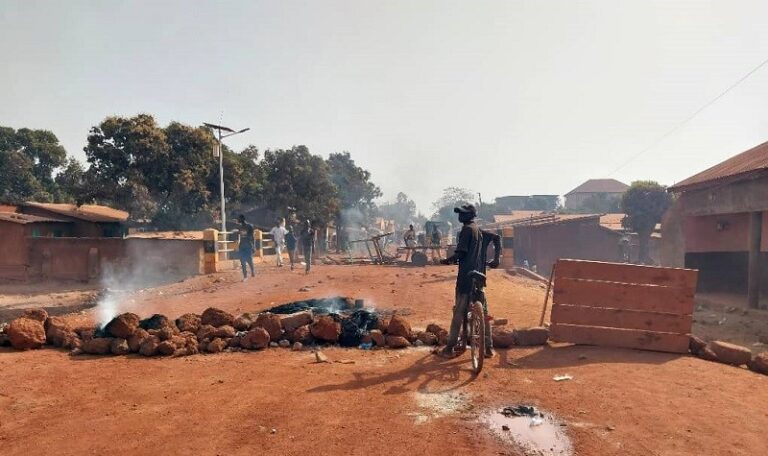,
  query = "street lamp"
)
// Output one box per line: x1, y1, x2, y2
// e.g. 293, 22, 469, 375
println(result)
203, 122, 250, 235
